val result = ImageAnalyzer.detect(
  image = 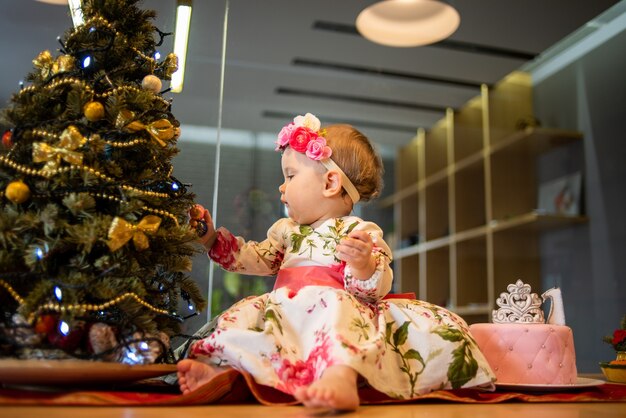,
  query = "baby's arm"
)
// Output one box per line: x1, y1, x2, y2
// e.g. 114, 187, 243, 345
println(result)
190, 205, 286, 276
